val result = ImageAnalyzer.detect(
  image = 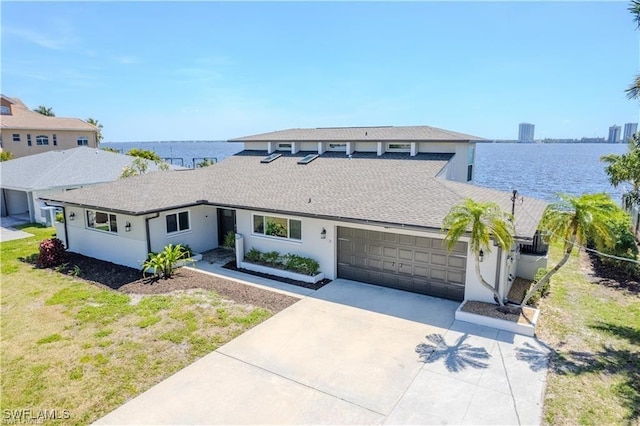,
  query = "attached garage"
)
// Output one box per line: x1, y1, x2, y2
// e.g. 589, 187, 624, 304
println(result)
2, 189, 29, 217
337, 226, 467, 301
